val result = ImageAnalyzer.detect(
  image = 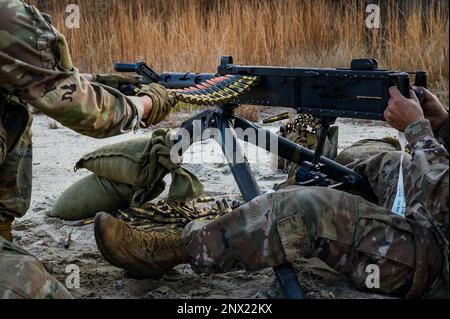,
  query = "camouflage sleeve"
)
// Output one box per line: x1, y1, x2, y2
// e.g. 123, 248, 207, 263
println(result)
404, 119, 449, 226
0, 0, 146, 138
433, 114, 449, 151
